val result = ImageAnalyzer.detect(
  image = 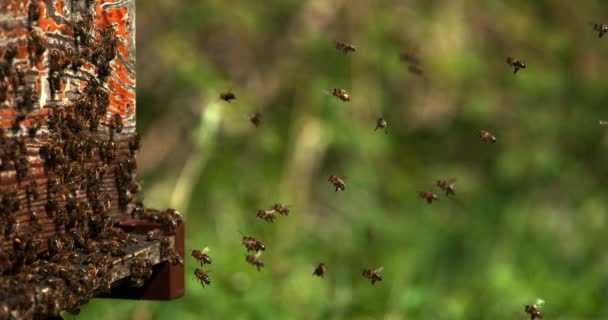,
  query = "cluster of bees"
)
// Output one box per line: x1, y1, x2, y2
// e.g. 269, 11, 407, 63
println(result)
0, 0, 185, 317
